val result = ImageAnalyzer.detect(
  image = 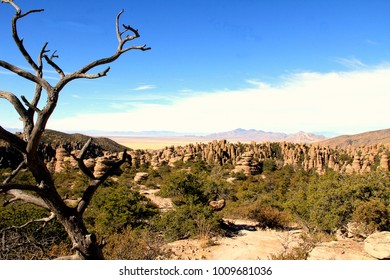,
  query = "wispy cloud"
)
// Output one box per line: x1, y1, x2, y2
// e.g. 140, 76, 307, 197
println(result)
365, 39, 380, 46
333, 57, 368, 69
132, 85, 156, 91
